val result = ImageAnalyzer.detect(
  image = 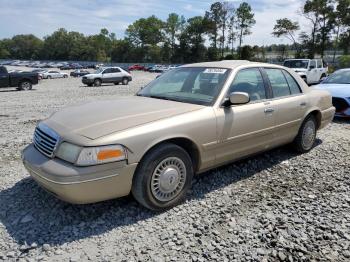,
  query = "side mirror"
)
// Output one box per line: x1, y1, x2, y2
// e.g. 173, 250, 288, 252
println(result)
223, 92, 250, 106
